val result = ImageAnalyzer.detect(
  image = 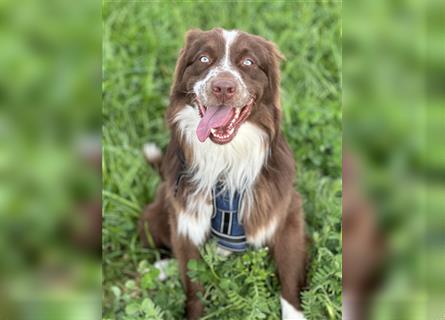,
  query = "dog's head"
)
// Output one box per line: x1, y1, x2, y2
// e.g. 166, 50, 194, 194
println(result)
169, 28, 283, 144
